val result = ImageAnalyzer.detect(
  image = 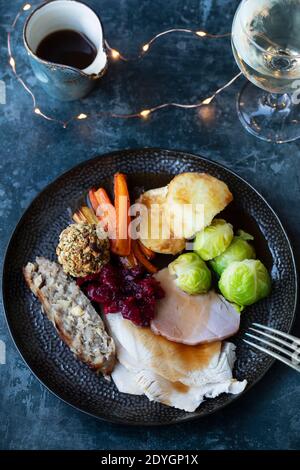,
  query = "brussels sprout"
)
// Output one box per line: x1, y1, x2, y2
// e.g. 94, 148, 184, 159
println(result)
219, 260, 271, 306
194, 219, 234, 261
230, 303, 245, 313
210, 234, 256, 276
236, 229, 254, 241
168, 253, 211, 295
